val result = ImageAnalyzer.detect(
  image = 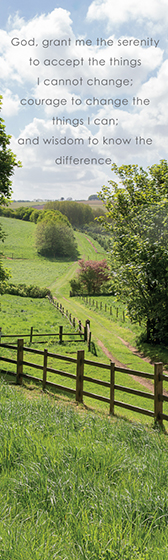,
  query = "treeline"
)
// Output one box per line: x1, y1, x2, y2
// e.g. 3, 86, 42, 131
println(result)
0, 206, 39, 222
0, 201, 105, 227
44, 201, 105, 227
